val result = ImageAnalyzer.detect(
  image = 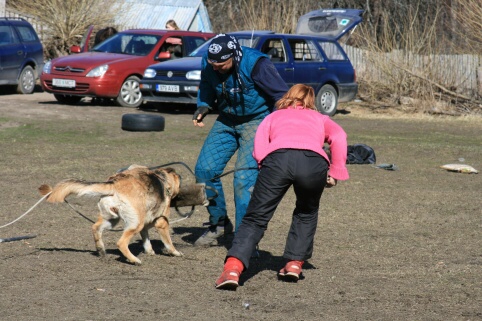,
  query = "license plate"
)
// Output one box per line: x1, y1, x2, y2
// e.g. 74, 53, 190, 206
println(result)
156, 84, 179, 93
53, 78, 76, 88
